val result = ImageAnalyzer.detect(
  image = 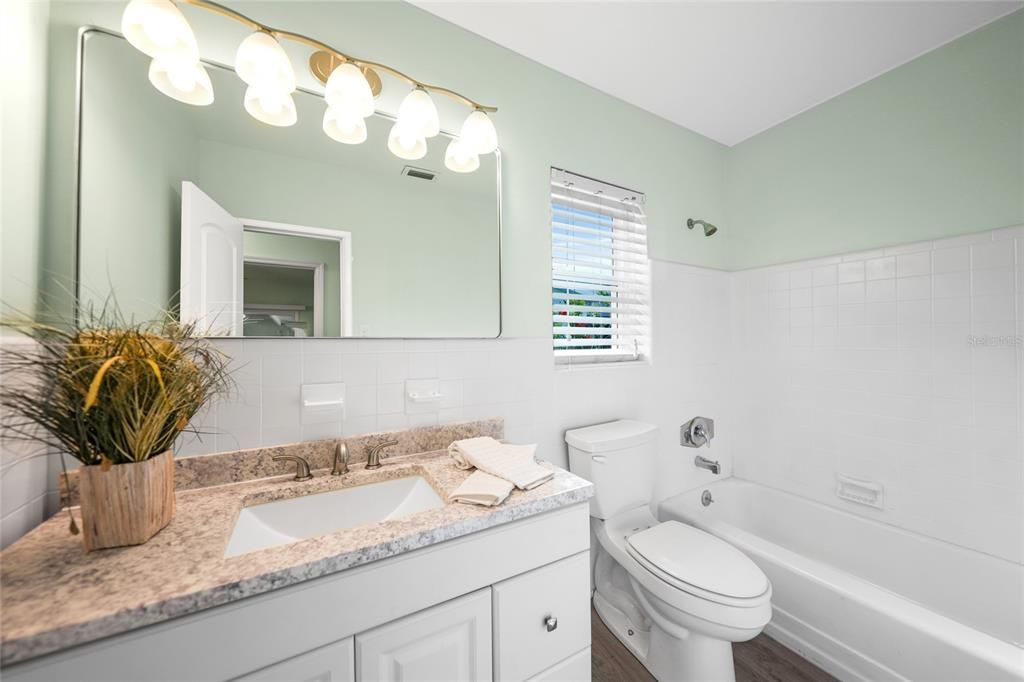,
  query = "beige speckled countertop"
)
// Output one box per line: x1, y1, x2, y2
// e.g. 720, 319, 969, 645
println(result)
0, 448, 592, 666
